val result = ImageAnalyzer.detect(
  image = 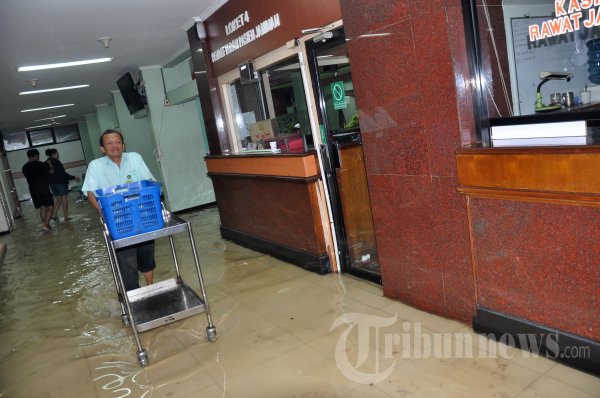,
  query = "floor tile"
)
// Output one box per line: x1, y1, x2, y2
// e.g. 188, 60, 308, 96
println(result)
375, 356, 542, 397
545, 363, 600, 397
381, 299, 466, 334
221, 345, 364, 398
517, 375, 597, 398
264, 289, 392, 344
452, 325, 559, 374
343, 384, 392, 398
227, 275, 329, 316
184, 383, 230, 398
187, 315, 304, 381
